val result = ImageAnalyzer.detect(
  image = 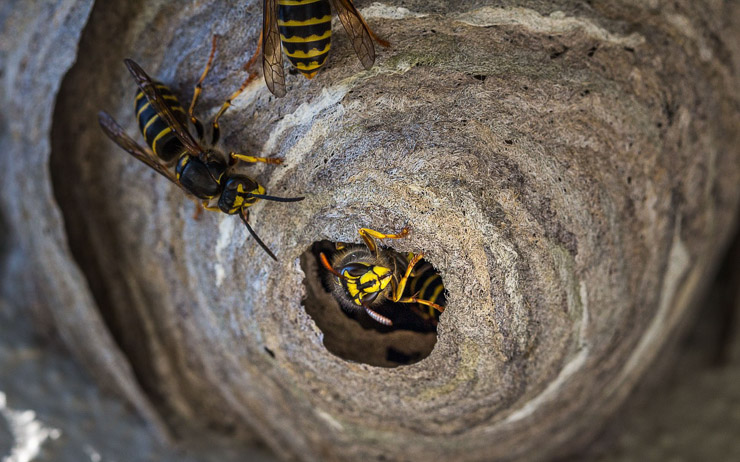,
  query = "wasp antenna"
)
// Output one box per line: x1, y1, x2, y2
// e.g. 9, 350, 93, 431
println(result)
363, 305, 393, 326
239, 210, 278, 261
248, 193, 305, 202
319, 253, 346, 279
